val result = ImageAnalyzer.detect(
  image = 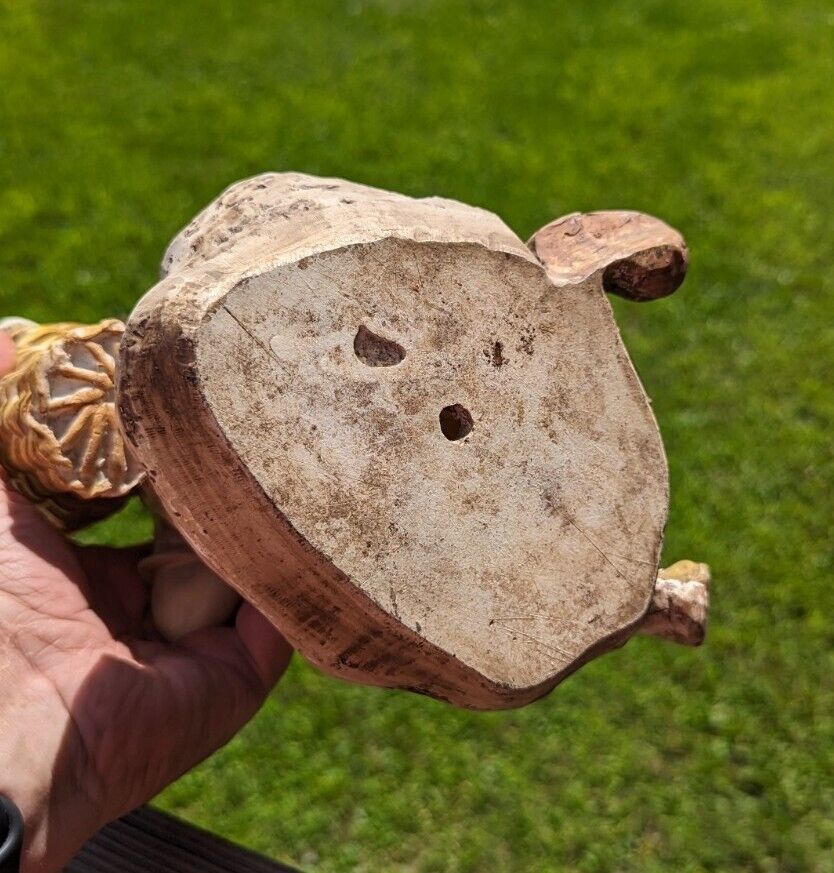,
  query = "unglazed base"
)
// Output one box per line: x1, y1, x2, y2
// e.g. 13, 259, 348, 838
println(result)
197, 238, 667, 690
